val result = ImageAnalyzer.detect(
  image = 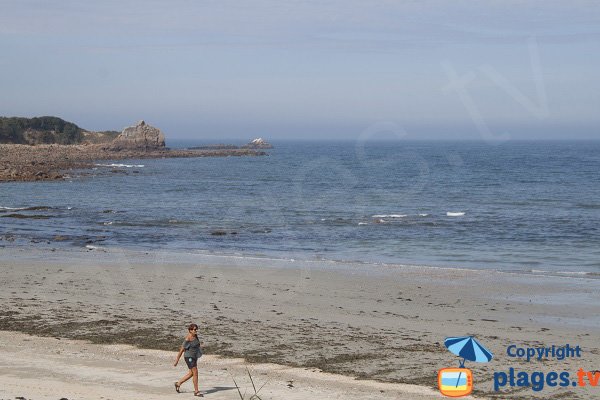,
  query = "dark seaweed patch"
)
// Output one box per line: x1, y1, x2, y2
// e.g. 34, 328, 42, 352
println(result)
1, 213, 53, 219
